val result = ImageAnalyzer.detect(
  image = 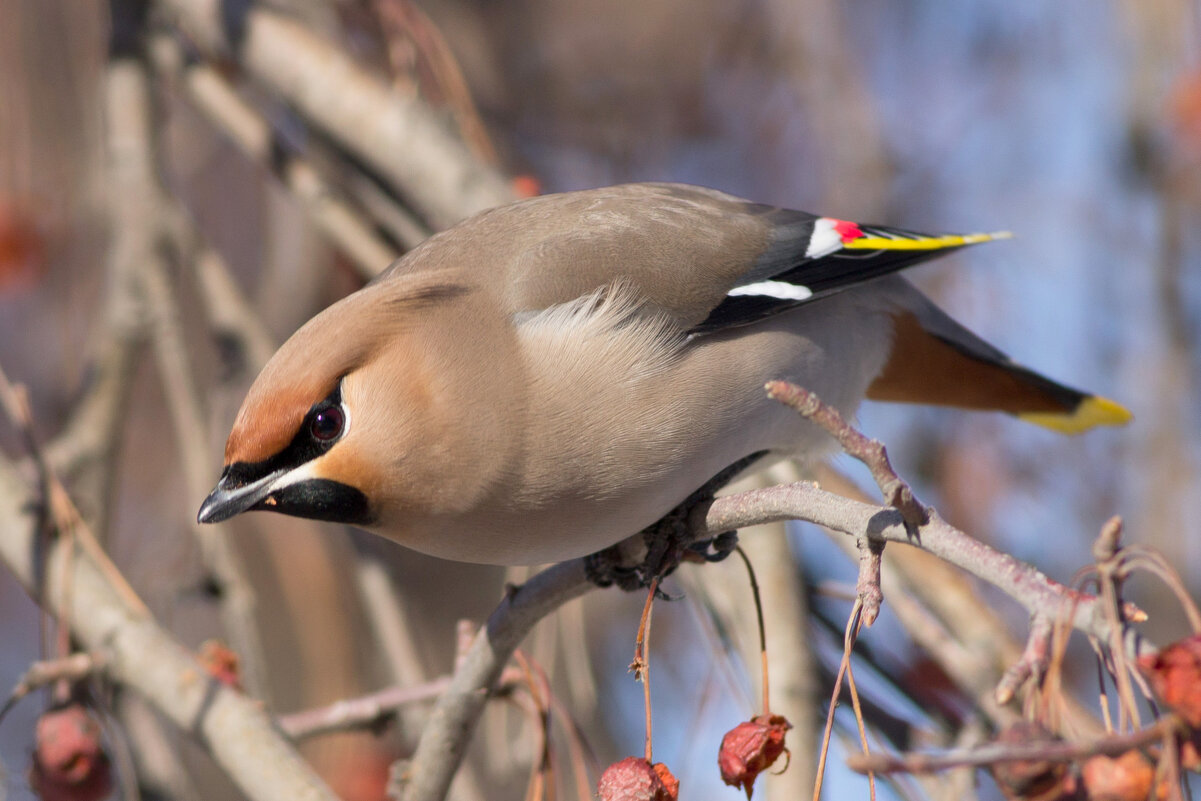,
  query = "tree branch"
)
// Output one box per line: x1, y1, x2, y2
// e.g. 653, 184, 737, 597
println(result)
697, 481, 1148, 655
103, 53, 273, 700
152, 0, 515, 229
0, 454, 340, 801
148, 34, 405, 276
278, 667, 524, 742
397, 561, 592, 801
845, 715, 1179, 775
